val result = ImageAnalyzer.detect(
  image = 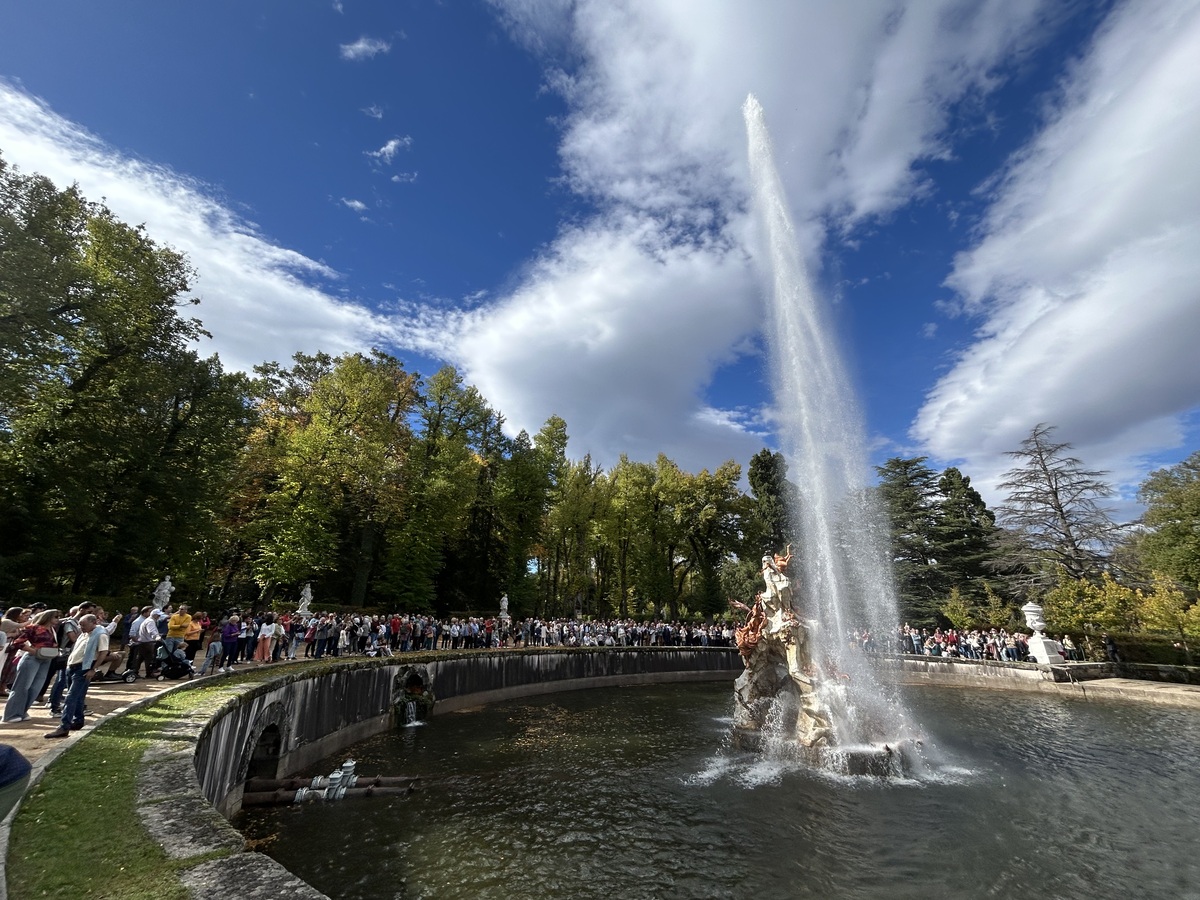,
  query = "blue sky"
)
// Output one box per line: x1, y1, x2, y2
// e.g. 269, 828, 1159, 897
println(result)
2, 0, 1198, 521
